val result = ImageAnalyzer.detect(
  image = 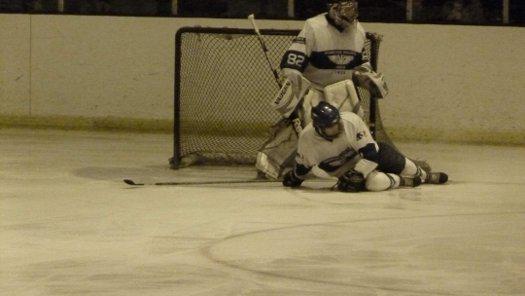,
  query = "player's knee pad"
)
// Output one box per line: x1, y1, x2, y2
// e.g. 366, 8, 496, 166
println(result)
365, 171, 397, 192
